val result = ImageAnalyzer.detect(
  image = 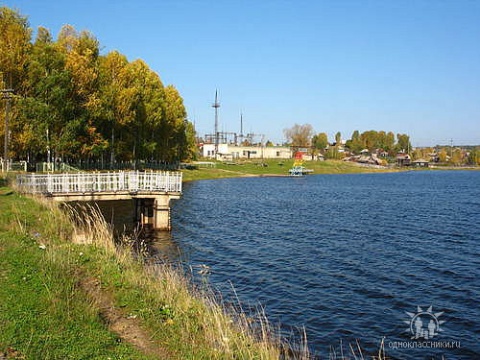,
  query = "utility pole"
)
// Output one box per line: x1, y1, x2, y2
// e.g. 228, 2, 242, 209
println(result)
212, 90, 220, 157
240, 112, 243, 139
1, 88, 14, 172
46, 128, 51, 170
